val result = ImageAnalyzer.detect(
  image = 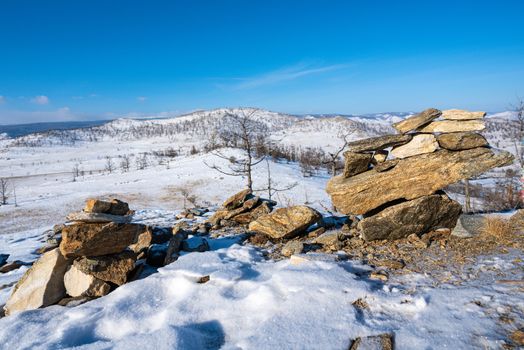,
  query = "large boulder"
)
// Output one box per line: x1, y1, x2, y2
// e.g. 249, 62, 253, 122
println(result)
346, 134, 412, 153
392, 108, 441, 133
343, 152, 372, 177
419, 120, 485, 133
84, 198, 130, 216
64, 264, 111, 297
222, 189, 253, 210
358, 194, 462, 241
4, 248, 70, 315
327, 148, 513, 215
390, 134, 438, 159
437, 132, 488, 151
60, 223, 149, 258
73, 251, 136, 286
441, 109, 486, 120
248, 206, 321, 240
